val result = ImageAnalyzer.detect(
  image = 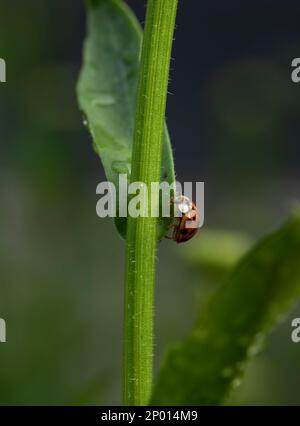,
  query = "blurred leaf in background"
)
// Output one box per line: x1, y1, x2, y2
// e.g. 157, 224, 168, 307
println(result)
152, 213, 300, 405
